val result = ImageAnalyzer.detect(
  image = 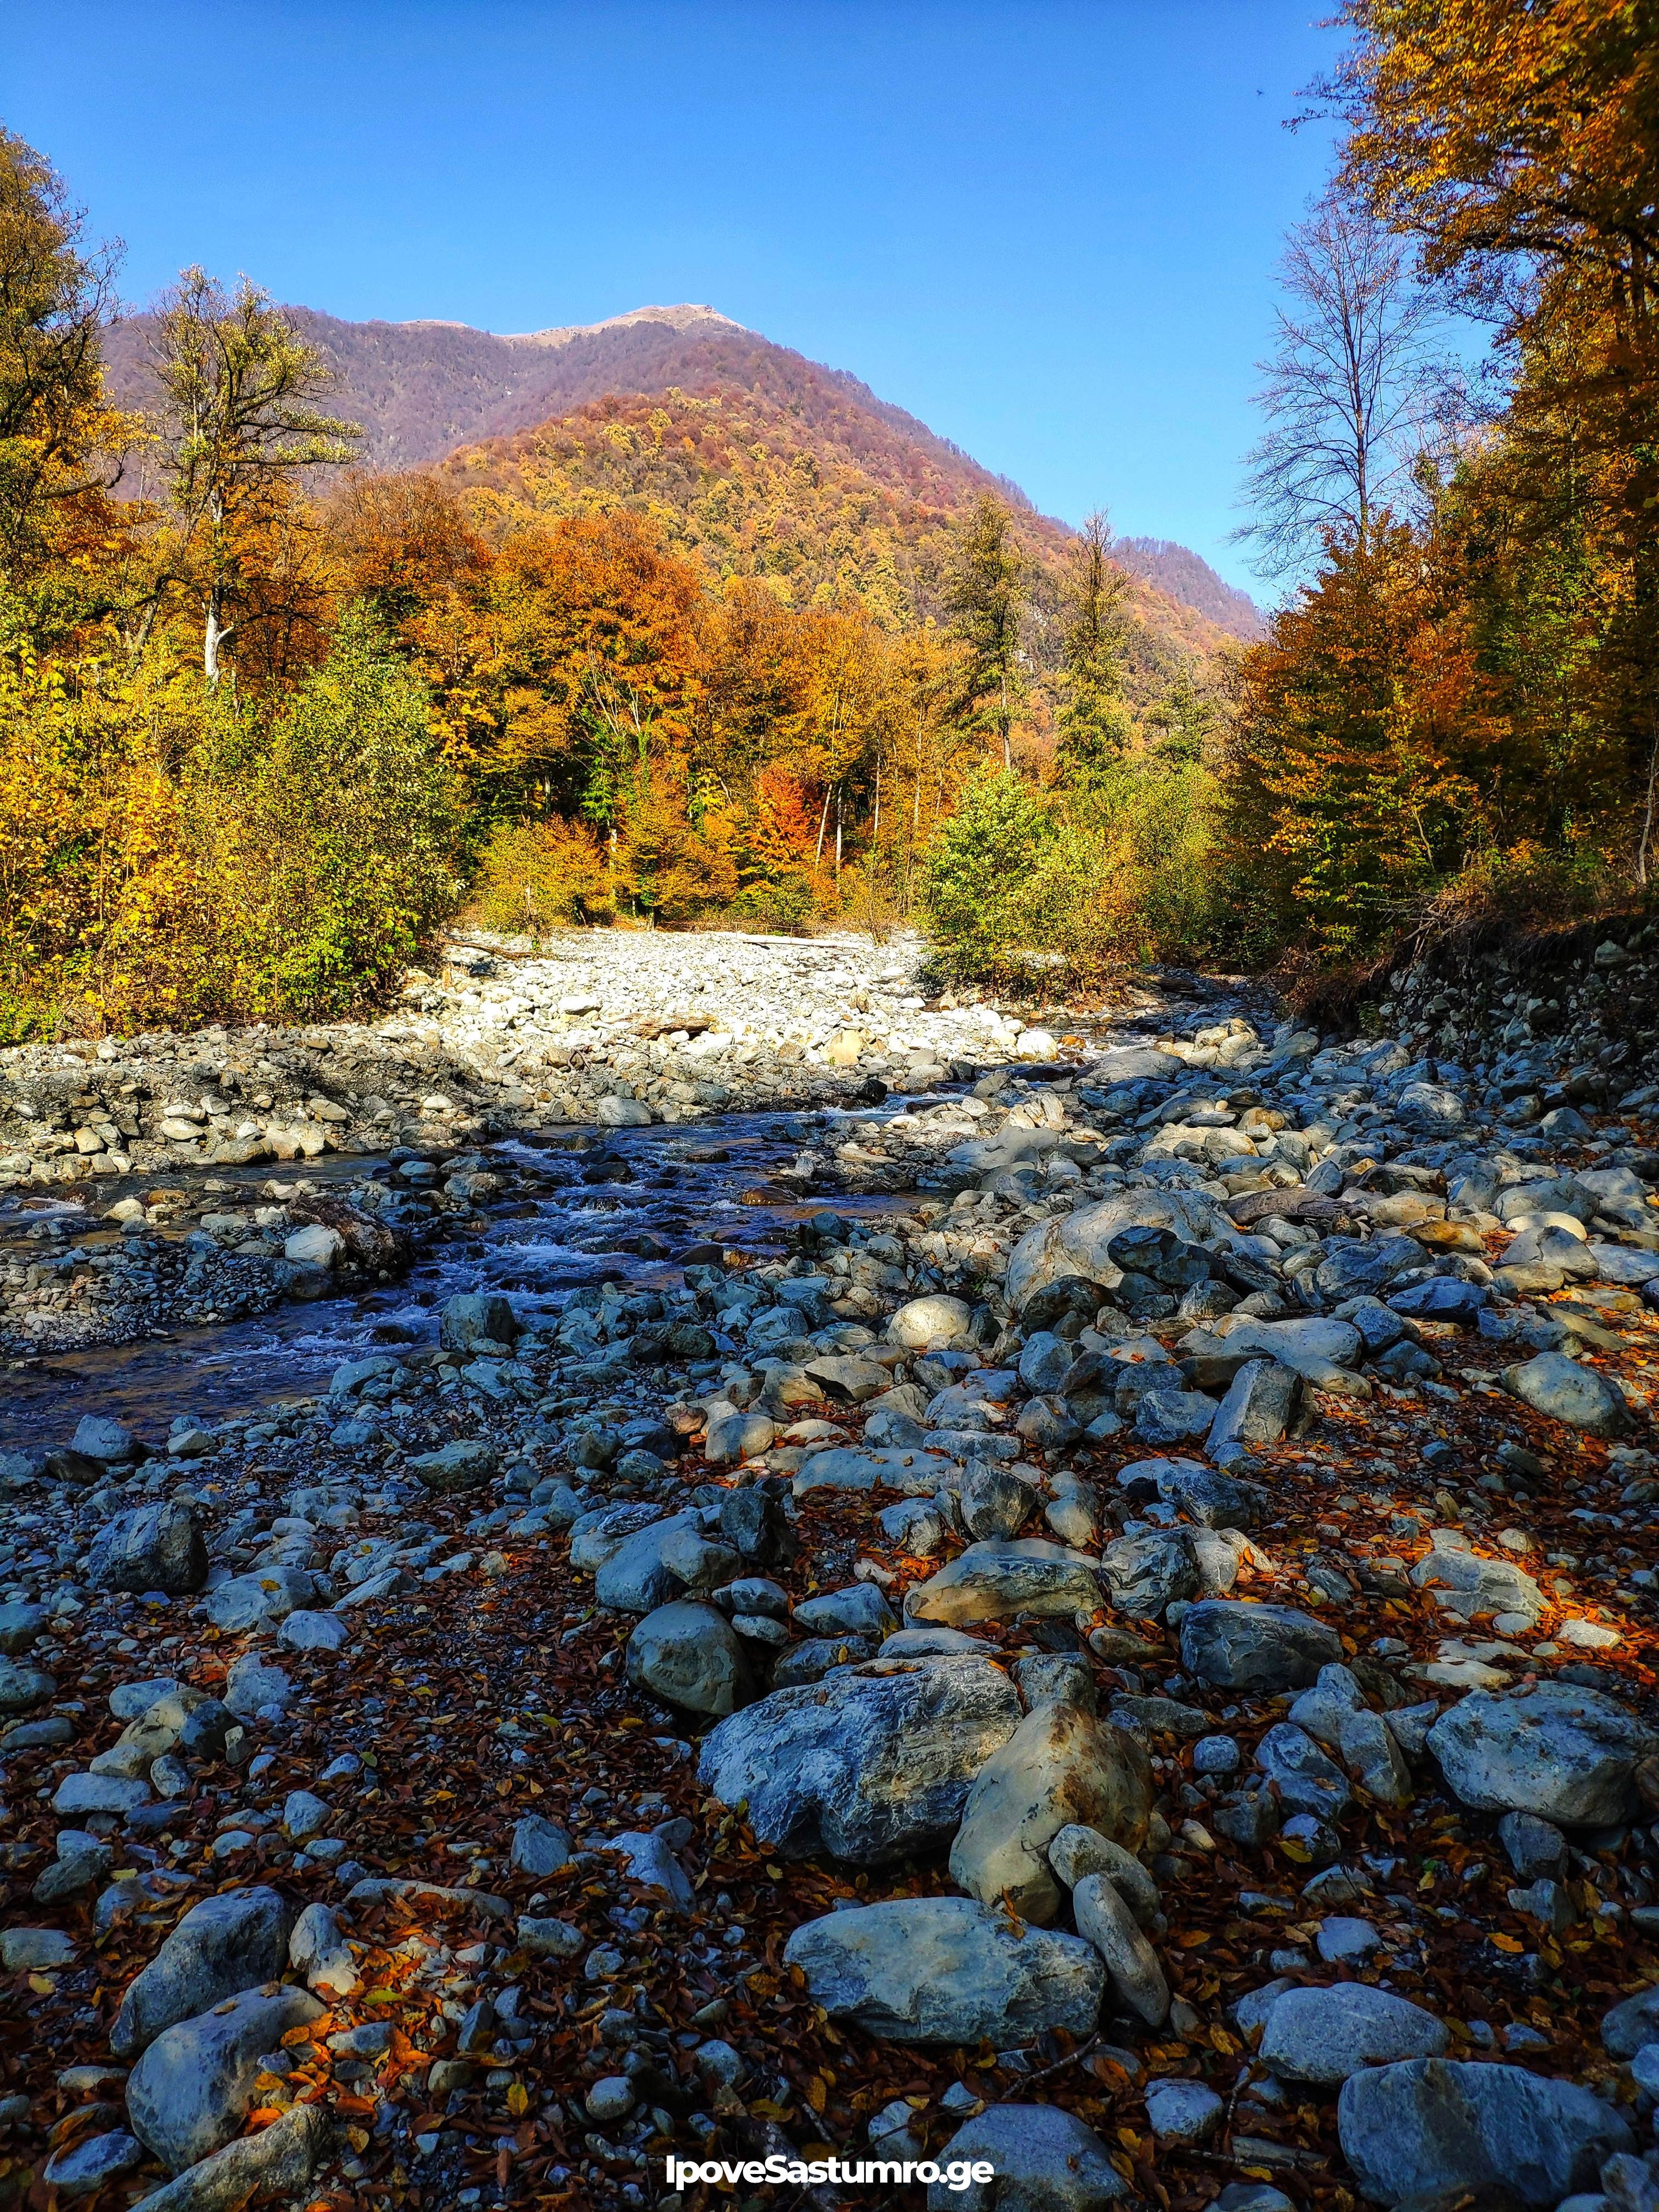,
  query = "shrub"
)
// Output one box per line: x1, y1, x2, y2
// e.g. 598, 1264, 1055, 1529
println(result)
470, 815, 613, 937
